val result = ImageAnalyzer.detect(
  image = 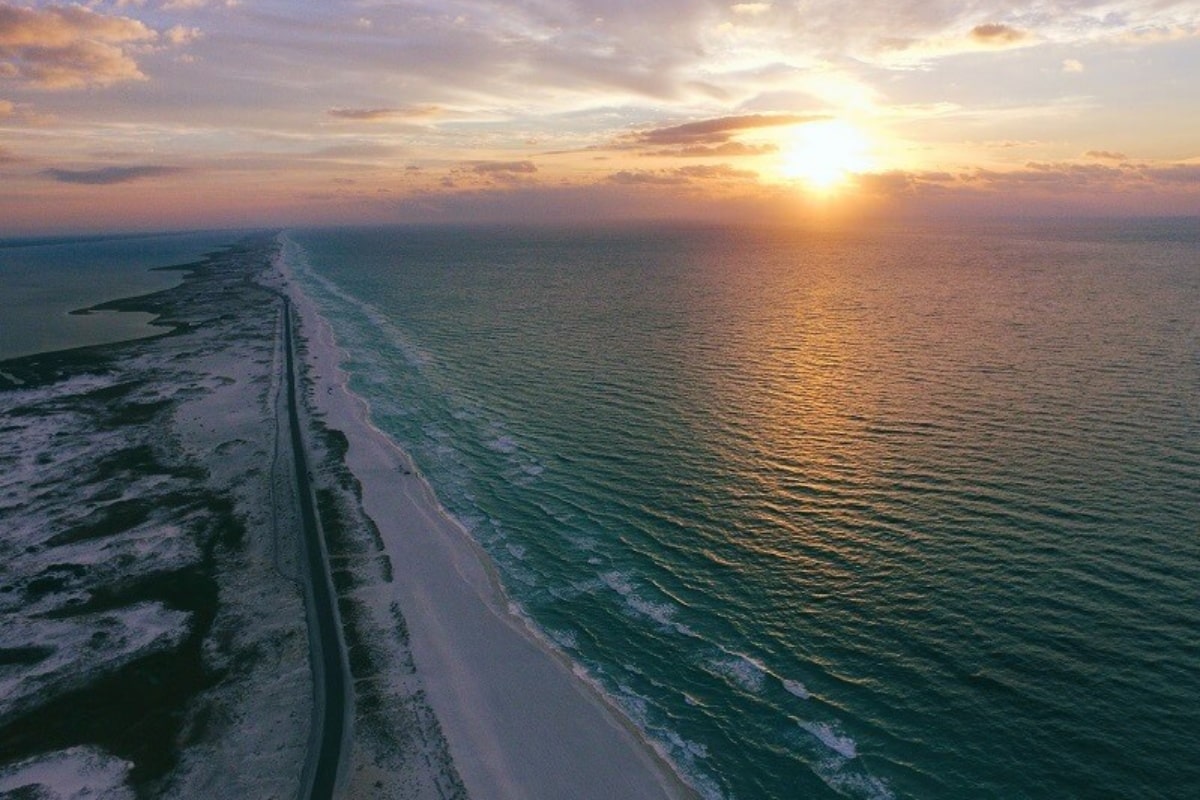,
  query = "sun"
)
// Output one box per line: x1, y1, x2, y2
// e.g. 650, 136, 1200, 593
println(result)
778, 120, 873, 191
